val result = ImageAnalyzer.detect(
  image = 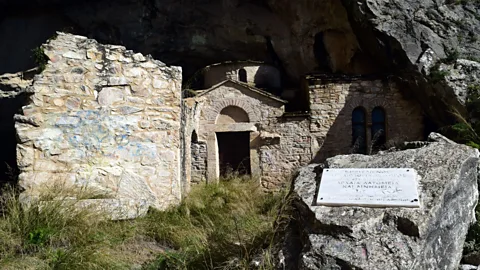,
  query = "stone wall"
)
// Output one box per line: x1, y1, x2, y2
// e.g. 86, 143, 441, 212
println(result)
184, 75, 425, 191
308, 76, 425, 161
191, 141, 207, 183
181, 98, 203, 192
194, 80, 286, 186
15, 33, 183, 213
258, 116, 312, 189
203, 62, 281, 90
